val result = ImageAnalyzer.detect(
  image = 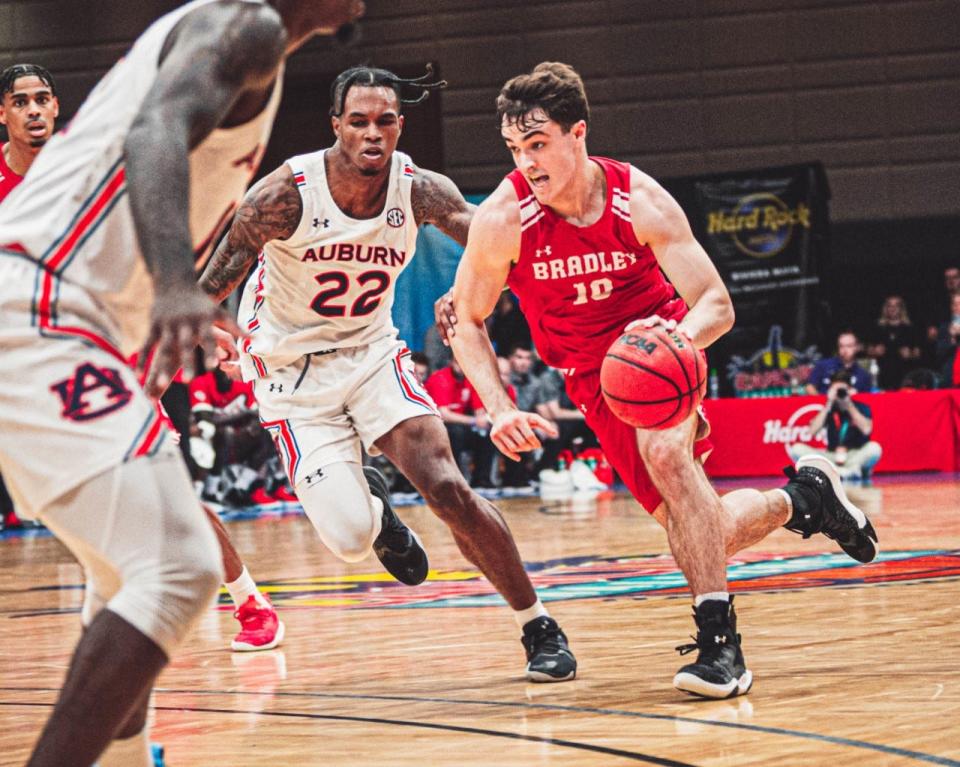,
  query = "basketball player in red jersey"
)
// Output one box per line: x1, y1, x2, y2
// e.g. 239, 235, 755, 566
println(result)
0, 65, 58, 531
0, 64, 58, 202
439, 62, 878, 699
